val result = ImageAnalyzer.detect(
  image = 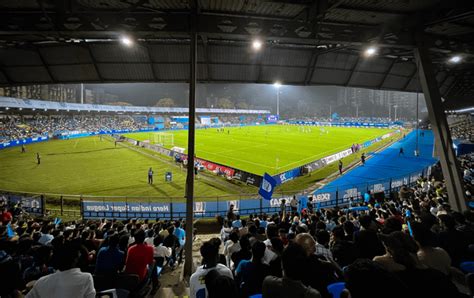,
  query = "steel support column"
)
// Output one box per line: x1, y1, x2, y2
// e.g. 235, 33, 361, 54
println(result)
183, 3, 197, 279
414, 45, 467, 212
